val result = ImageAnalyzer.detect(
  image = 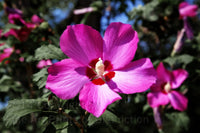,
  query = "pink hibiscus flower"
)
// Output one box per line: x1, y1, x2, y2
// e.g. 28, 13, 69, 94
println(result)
31, 14, 44, 25
8, 13, 26, 25
0, 47, 14, 64
147, 62, 188, 111
46, 22, 156, 117
37, 59, 53, 69
4, 27, 32, 42
25, 15, 44, 29
5, 14, 35, 42
179, 2, 198, 40
179, 2, 198, 19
